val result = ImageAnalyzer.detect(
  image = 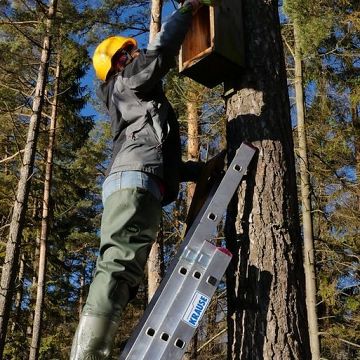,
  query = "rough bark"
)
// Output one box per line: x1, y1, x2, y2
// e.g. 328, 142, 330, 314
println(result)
224, 1, 310, 359
0, 1, 57, 356
293, 21, 320, 360
29, 46, 61, 360
147, 0, 164, 302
